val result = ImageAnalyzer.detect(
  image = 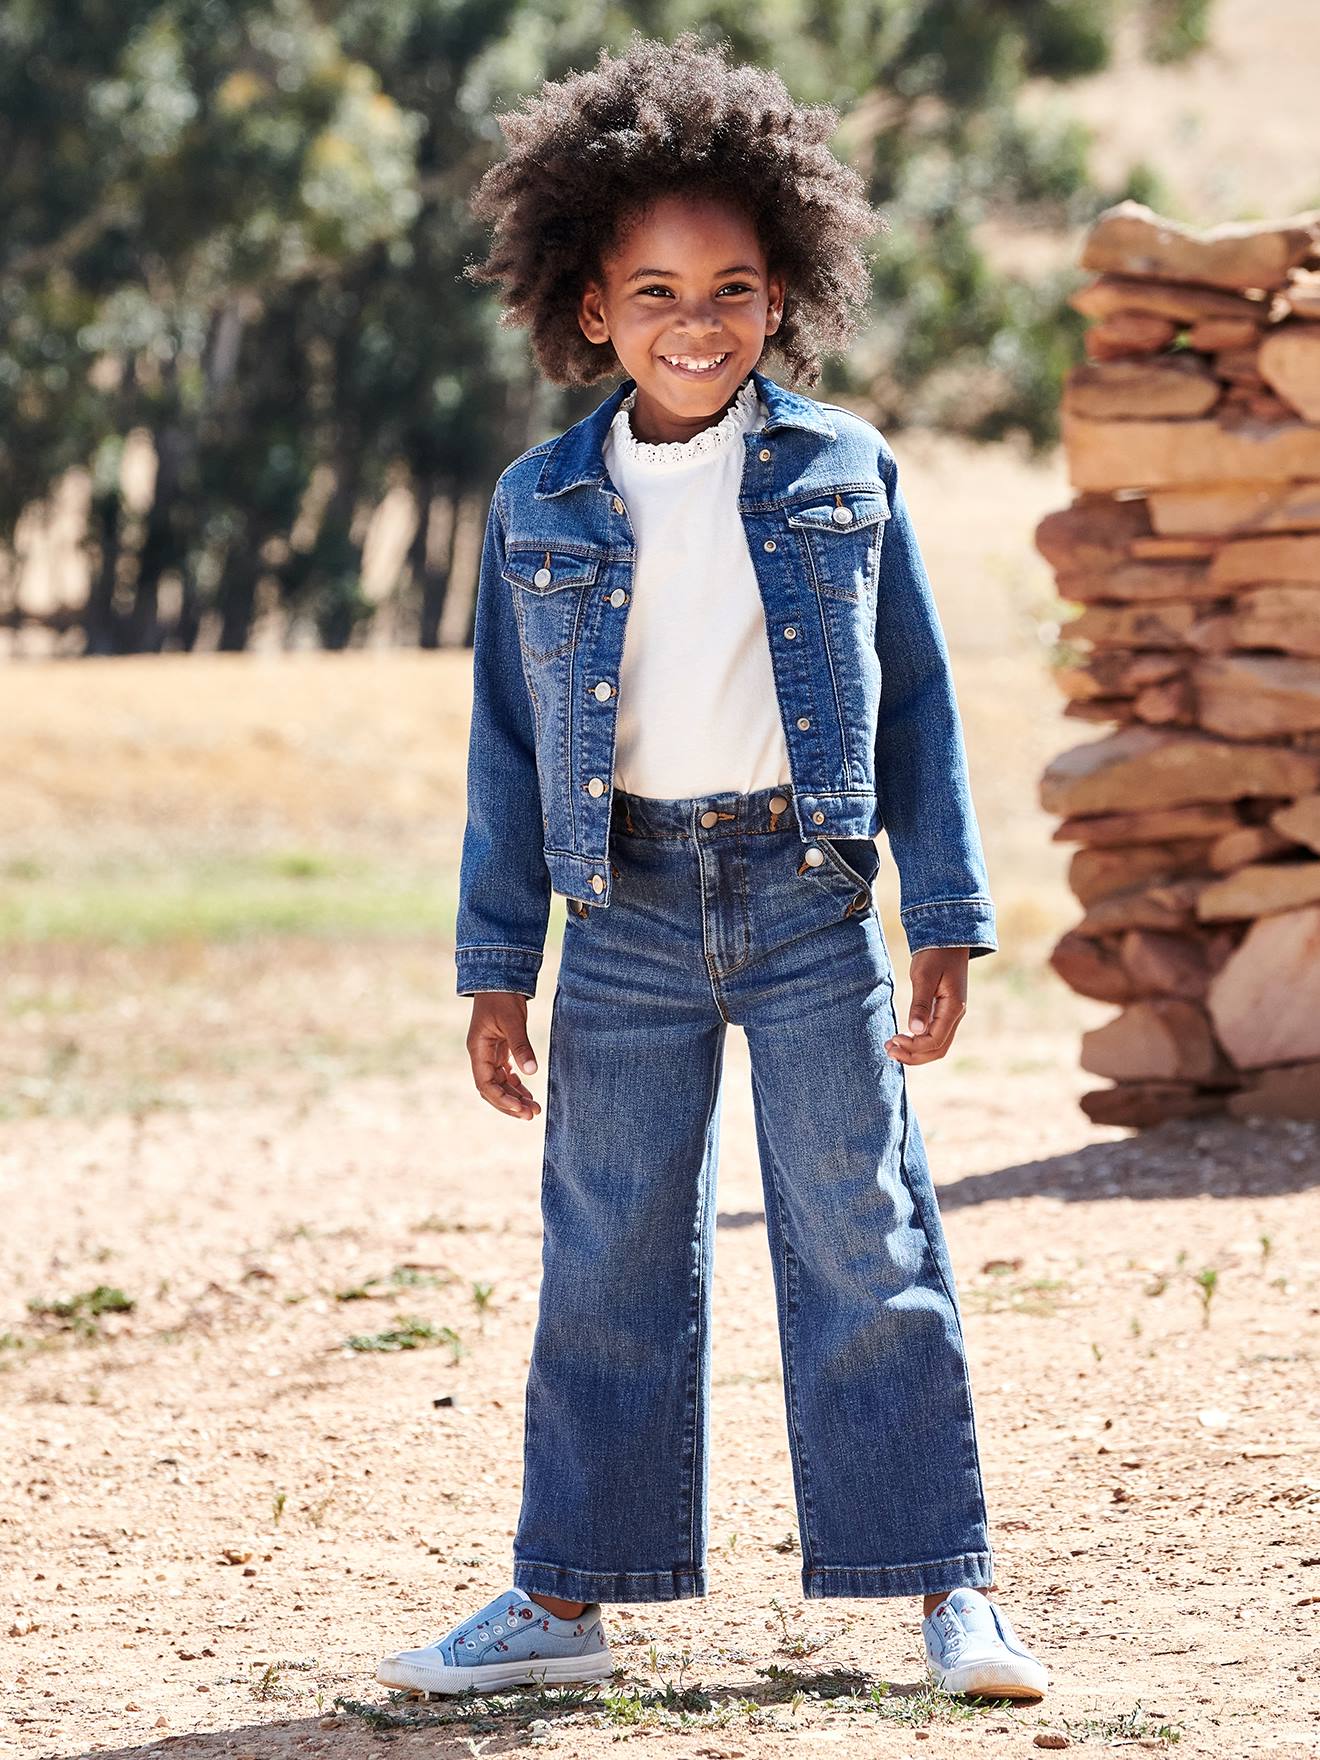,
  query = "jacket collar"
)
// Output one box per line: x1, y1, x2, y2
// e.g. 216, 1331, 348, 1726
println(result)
533, 365, 837, 498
